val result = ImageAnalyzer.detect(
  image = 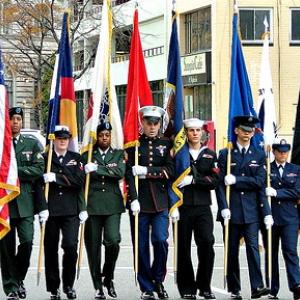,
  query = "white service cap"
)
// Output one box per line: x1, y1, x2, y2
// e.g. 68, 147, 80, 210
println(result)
183, 118, 204, 129
139, 105, 165, 119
